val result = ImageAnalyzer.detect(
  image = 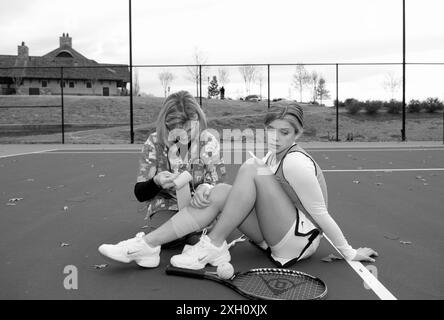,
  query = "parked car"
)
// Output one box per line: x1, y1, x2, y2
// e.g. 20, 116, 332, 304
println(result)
245, 94, 261, 102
